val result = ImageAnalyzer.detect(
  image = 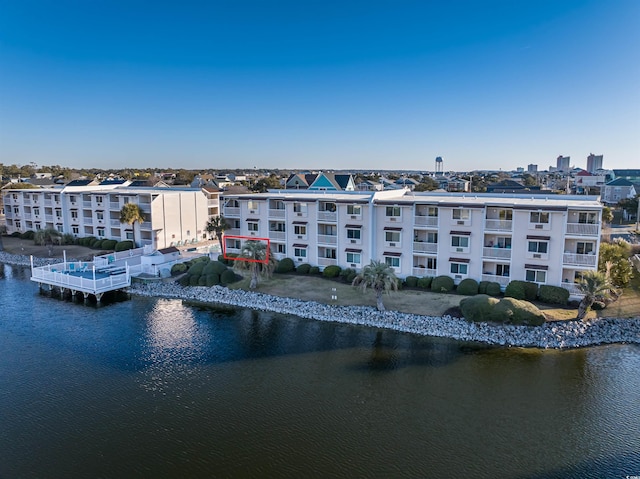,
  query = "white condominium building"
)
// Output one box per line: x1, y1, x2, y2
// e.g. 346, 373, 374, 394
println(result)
3, 185, 218, 249
222, 190, 602, 296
